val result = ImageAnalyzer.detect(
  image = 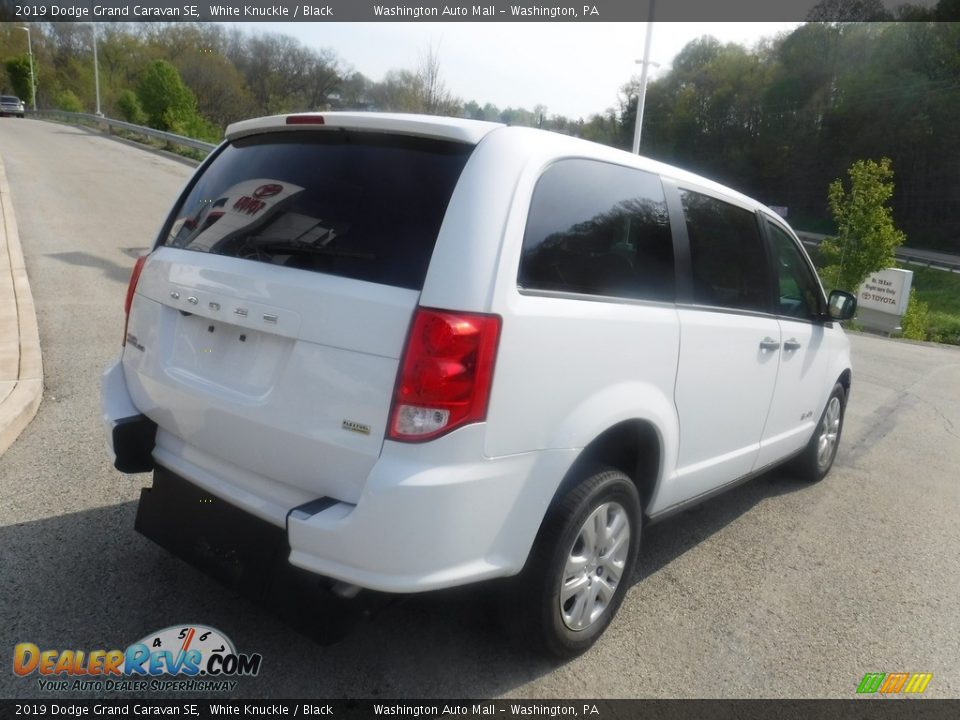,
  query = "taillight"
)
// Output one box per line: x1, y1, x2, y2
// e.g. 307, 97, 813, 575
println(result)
389, 308, 501, 442
122, 255, 148, 346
